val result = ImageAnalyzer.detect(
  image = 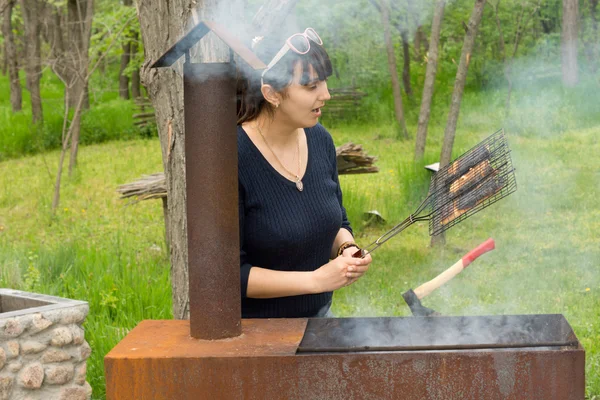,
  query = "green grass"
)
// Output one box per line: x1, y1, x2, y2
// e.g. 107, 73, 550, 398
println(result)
1, 79, 599, 398
0, 139, 171, 399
